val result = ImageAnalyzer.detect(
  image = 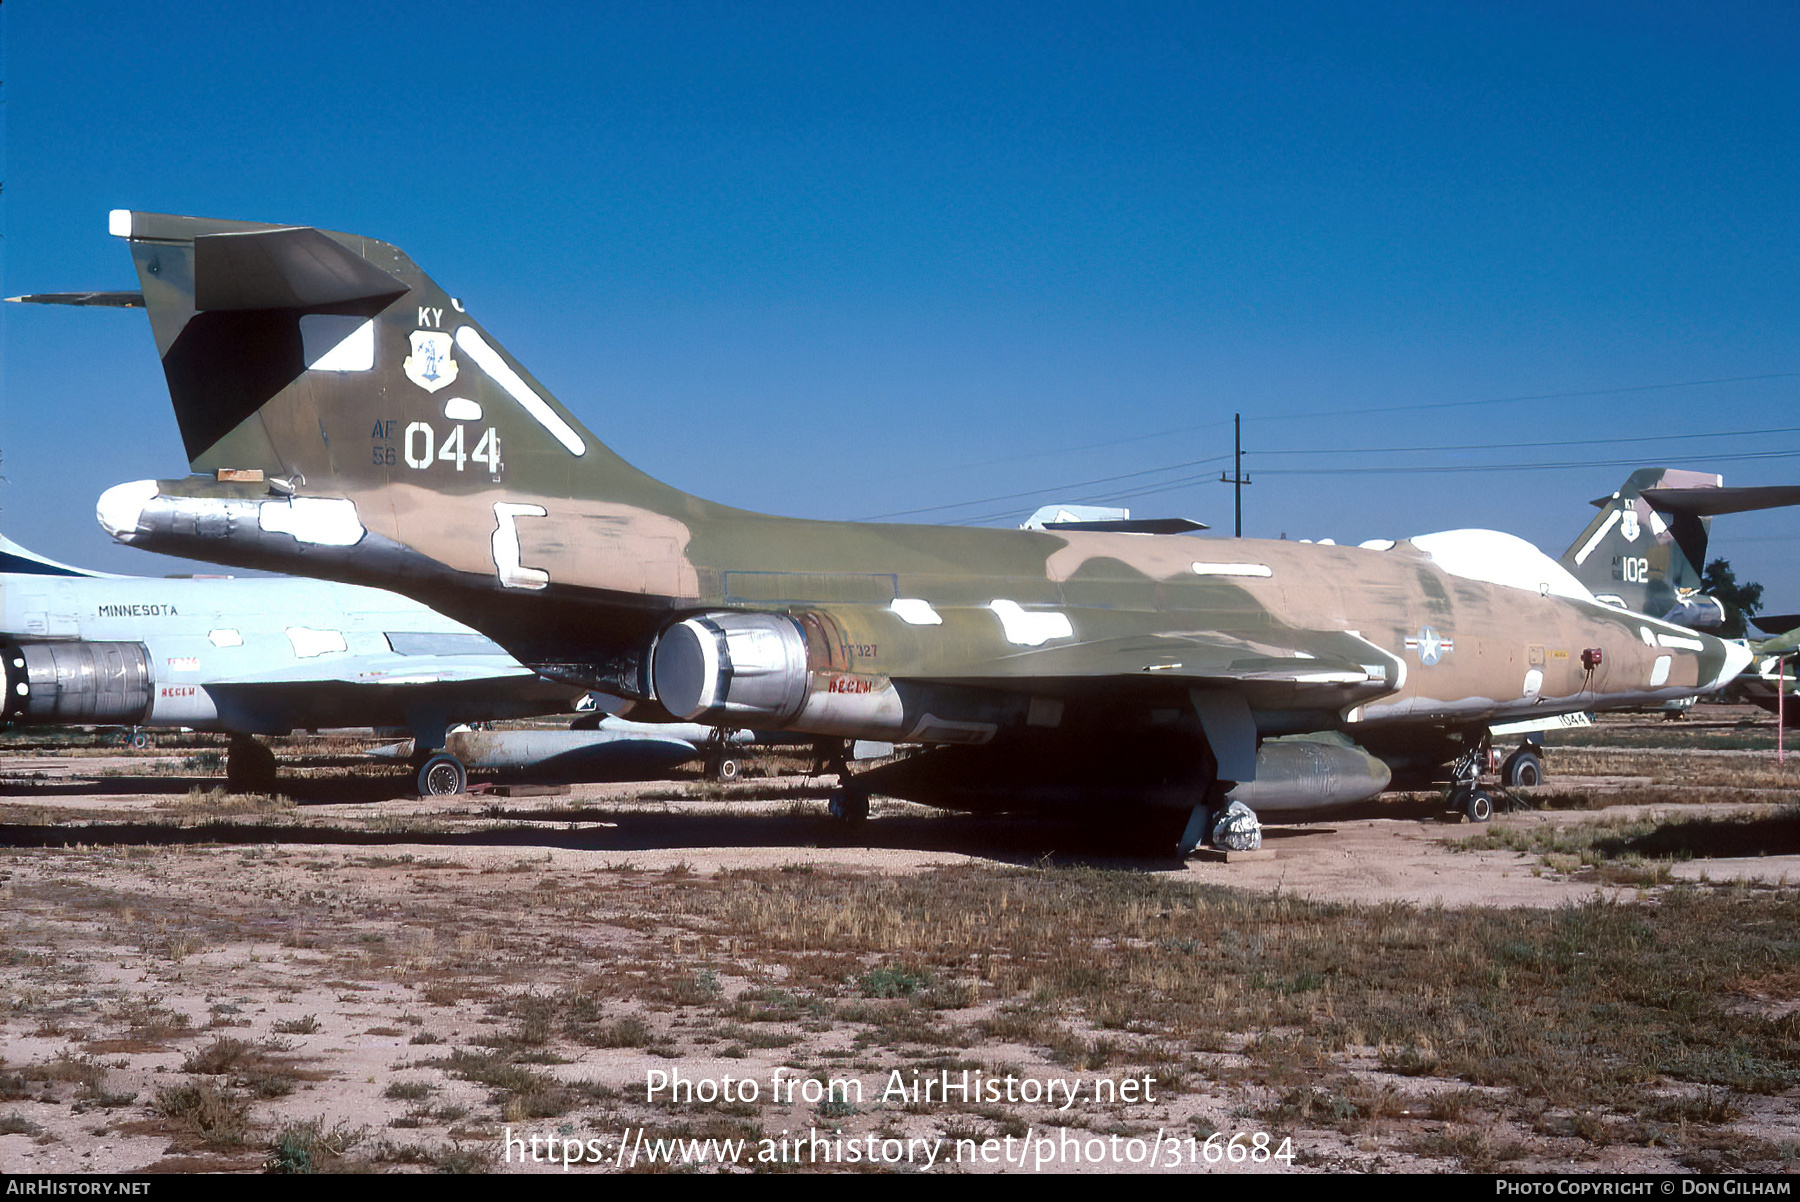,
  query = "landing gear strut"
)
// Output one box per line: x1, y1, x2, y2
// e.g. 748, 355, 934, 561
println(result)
701, 727, 747, 782
1445, 741, 1495, 823
225, 733, 278, 794
827, 786, 869, 822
